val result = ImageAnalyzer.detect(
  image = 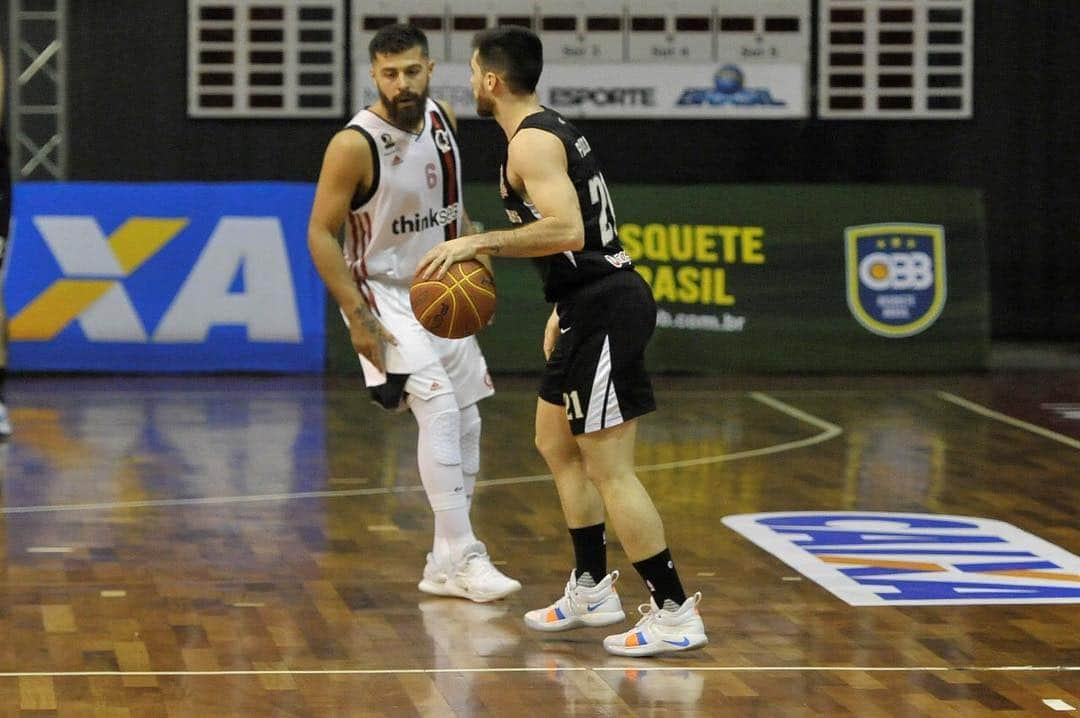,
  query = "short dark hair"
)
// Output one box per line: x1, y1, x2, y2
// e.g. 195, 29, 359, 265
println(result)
369, 23, 428, 61
472, 26, 543, 95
